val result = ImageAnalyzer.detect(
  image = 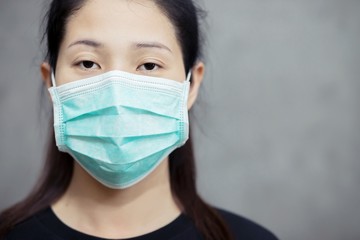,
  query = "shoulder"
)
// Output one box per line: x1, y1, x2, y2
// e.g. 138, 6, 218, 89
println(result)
4, 209, 59, 240
216, 208, 279, 240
